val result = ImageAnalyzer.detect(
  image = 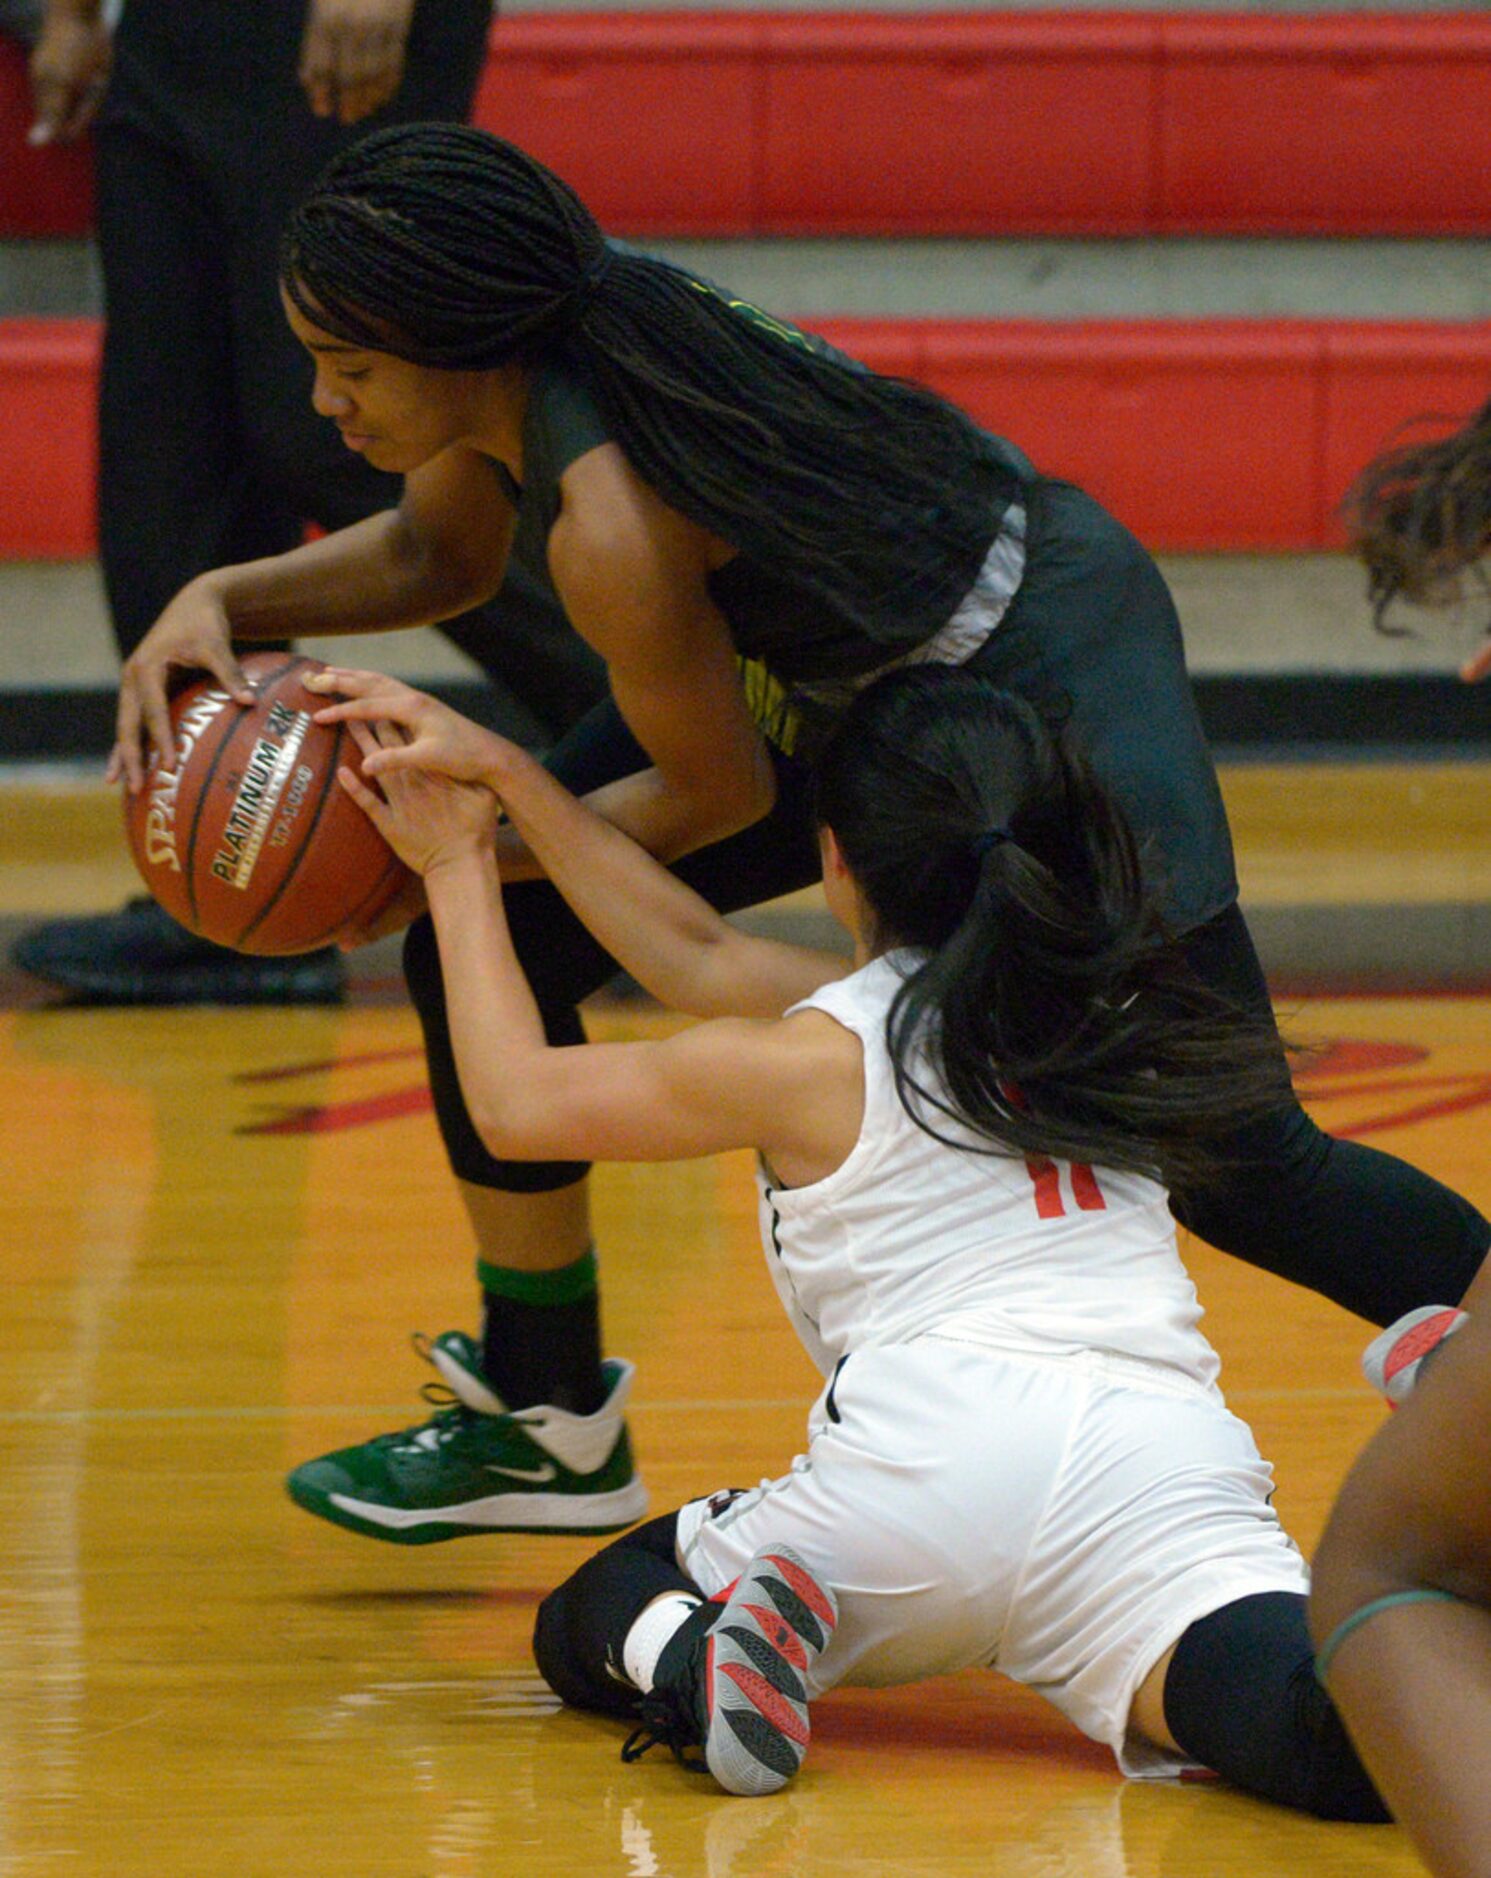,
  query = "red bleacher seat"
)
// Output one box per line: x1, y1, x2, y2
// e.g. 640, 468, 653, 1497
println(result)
7, 15, 1491, 239
5, 315, 1487, 559
0, 319, 97, 555
6, 15, 1488, 561
479, 12, 1491, 237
